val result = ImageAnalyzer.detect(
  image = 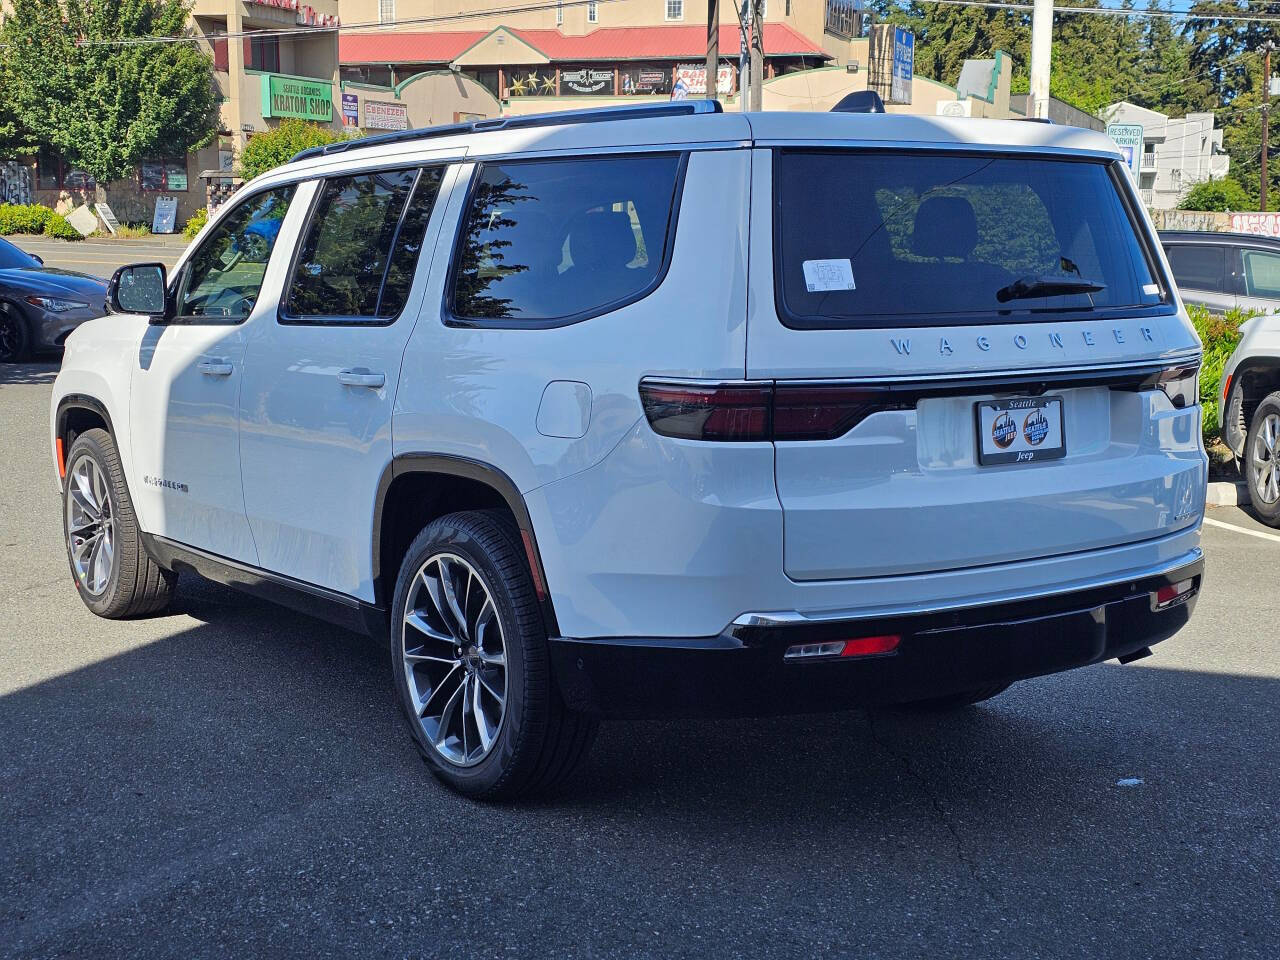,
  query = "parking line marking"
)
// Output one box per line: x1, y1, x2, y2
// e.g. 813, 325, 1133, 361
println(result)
1203, 516, 1280, 543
